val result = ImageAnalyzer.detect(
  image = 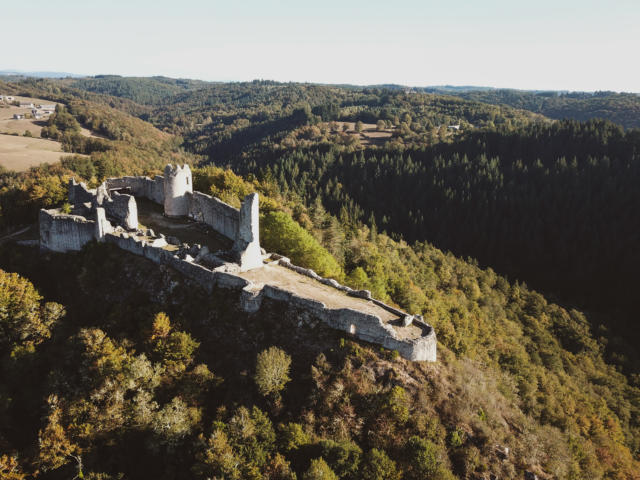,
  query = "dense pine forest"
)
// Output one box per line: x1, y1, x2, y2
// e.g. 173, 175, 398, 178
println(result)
238, 120, 640, 369
0, 75, 639, 479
